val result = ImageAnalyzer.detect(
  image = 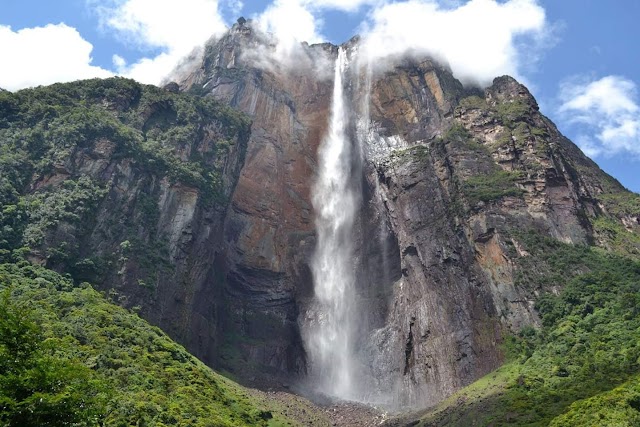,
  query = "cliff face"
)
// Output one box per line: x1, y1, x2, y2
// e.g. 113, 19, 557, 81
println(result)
0, 78, 250, 369
178, 25, 340, 381
356, 70, 617, 406
175, 20, 637, 407
2, 20, 639, 412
